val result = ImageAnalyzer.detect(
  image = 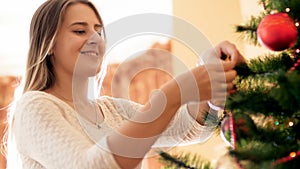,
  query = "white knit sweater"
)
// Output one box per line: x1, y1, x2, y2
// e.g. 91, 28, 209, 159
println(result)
11, 91, 215, 169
